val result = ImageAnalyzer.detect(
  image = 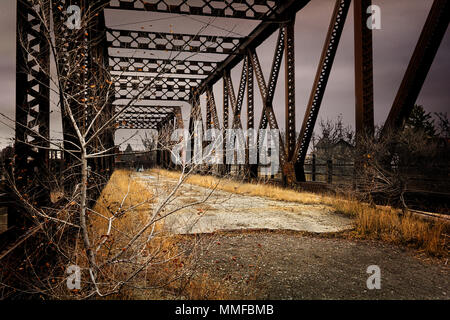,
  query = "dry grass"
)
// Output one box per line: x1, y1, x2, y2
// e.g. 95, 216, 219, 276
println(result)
331, 198, 449, 257
151, 169, 449, 258
151, 168, 324, 204
90, 170, 241, 299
